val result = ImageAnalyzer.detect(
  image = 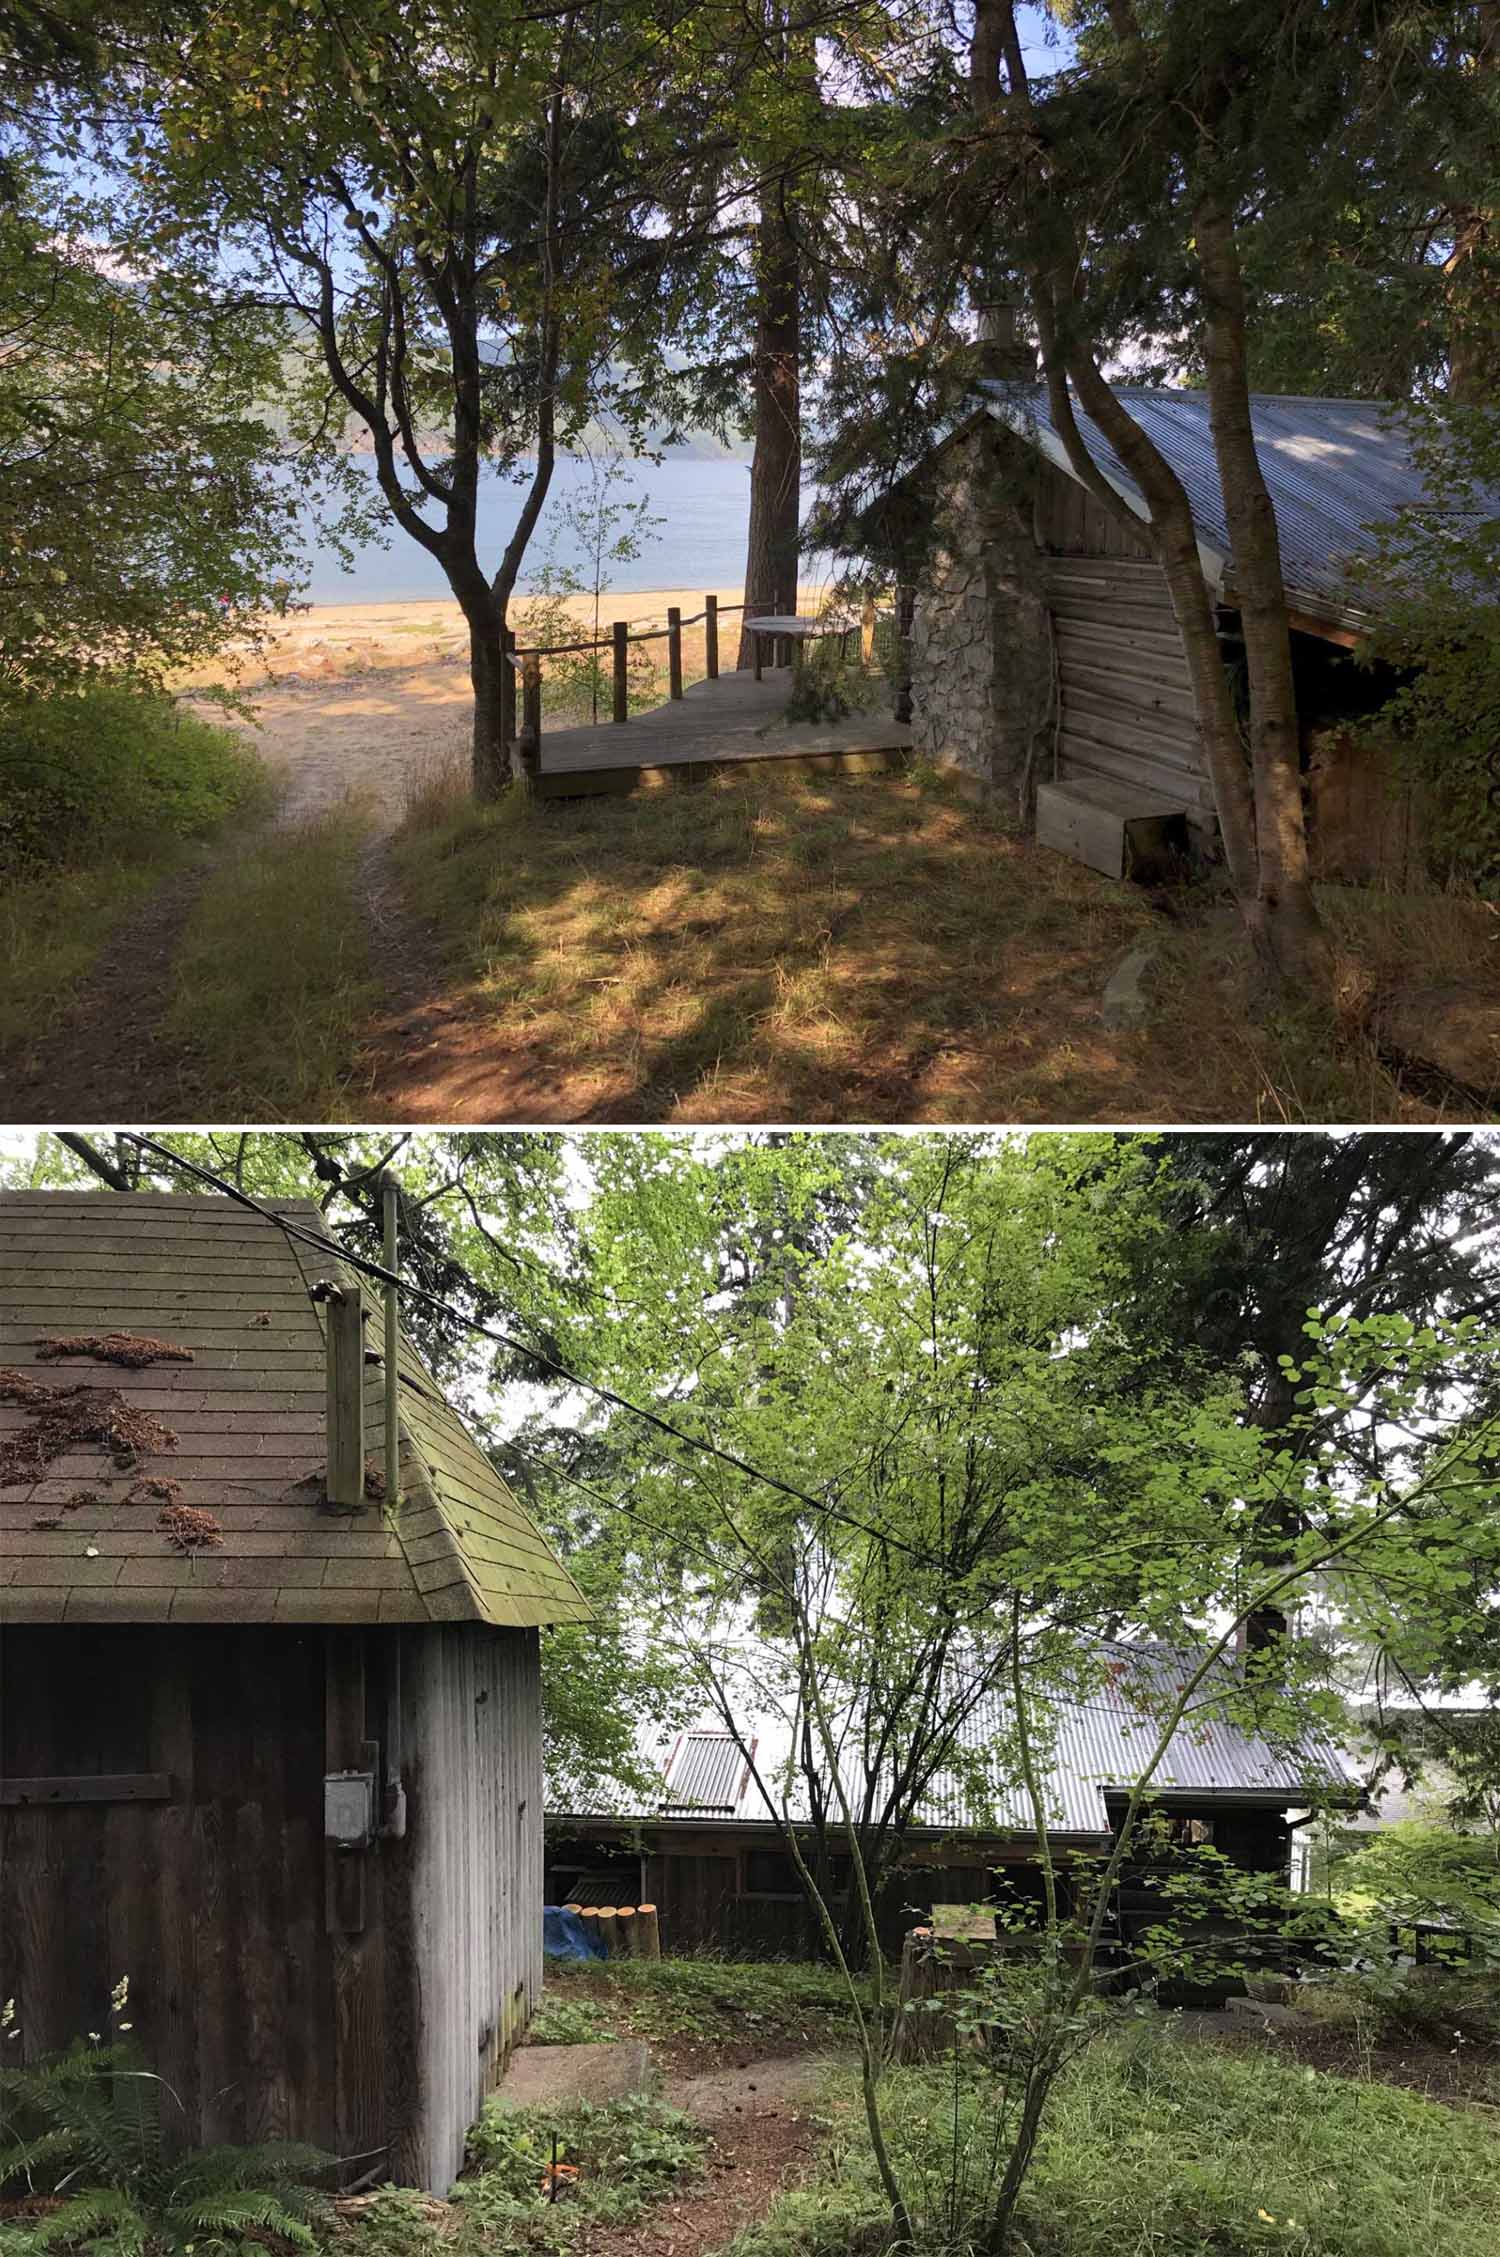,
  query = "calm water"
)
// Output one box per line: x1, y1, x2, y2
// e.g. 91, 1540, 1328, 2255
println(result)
296, 454, 814, 604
